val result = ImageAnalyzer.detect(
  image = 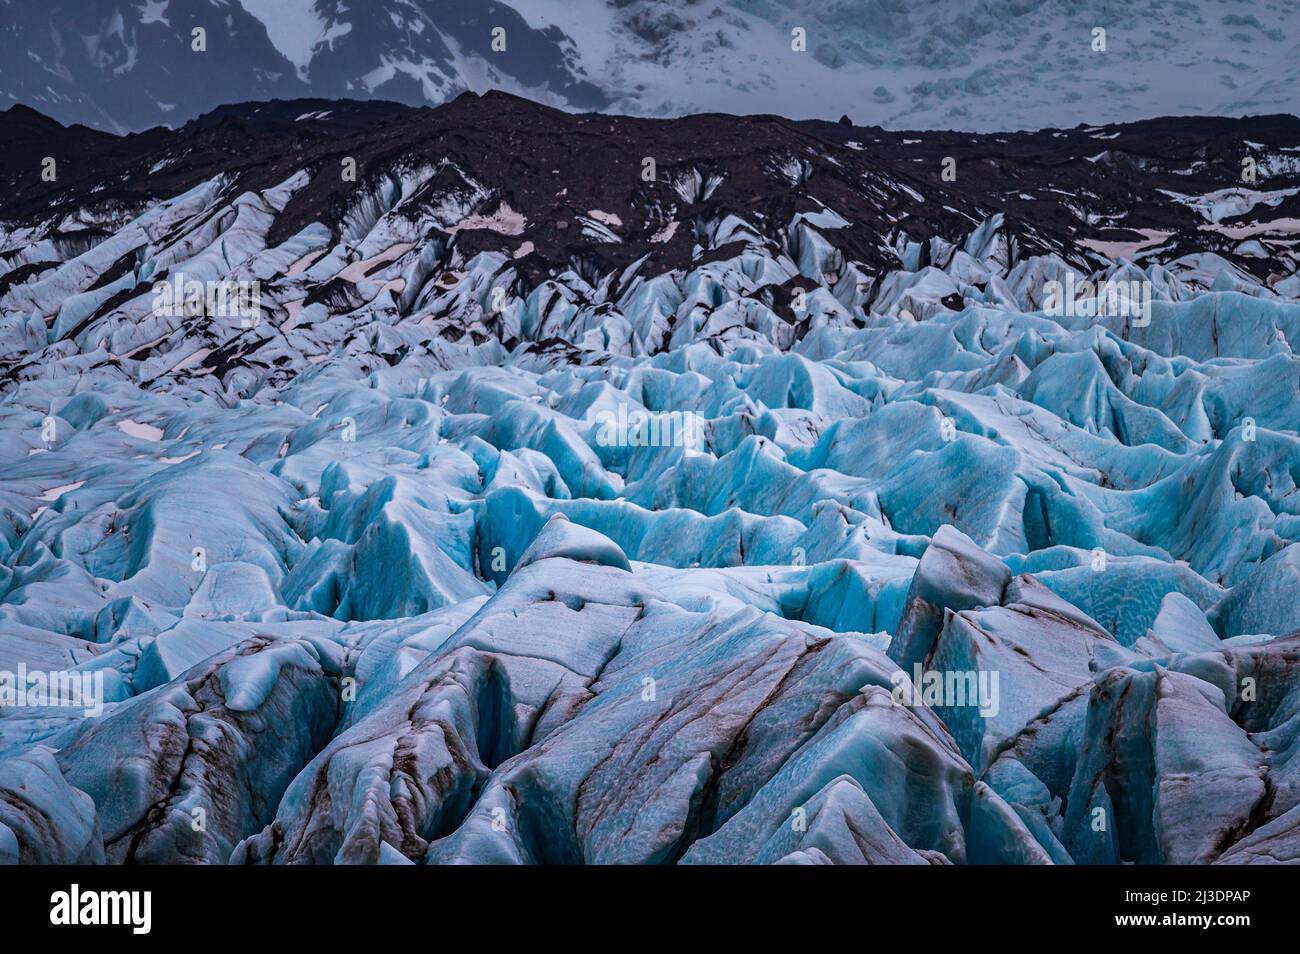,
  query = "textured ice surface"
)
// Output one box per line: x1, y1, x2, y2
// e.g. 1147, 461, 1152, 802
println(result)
2, 111, 1300, 866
